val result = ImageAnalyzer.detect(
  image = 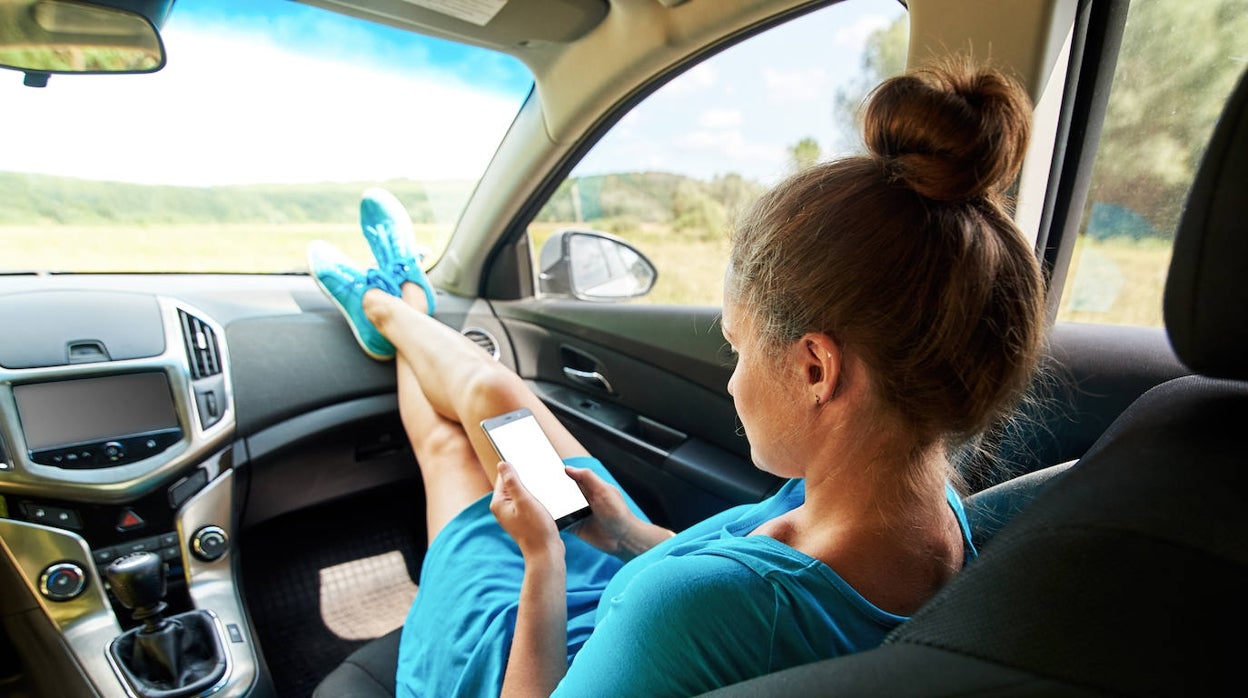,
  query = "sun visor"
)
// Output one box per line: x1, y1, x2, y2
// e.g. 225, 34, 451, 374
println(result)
296, 0, 609, 48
